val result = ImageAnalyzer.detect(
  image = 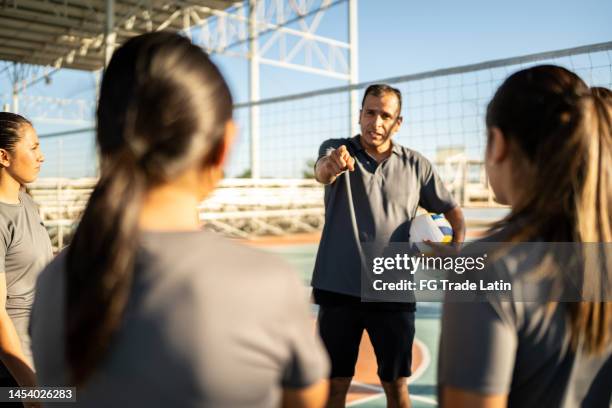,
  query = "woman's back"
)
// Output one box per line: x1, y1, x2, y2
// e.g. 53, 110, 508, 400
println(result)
31, 231, 329, 407
438, 66, 612, 407
439, 235, 612, 407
